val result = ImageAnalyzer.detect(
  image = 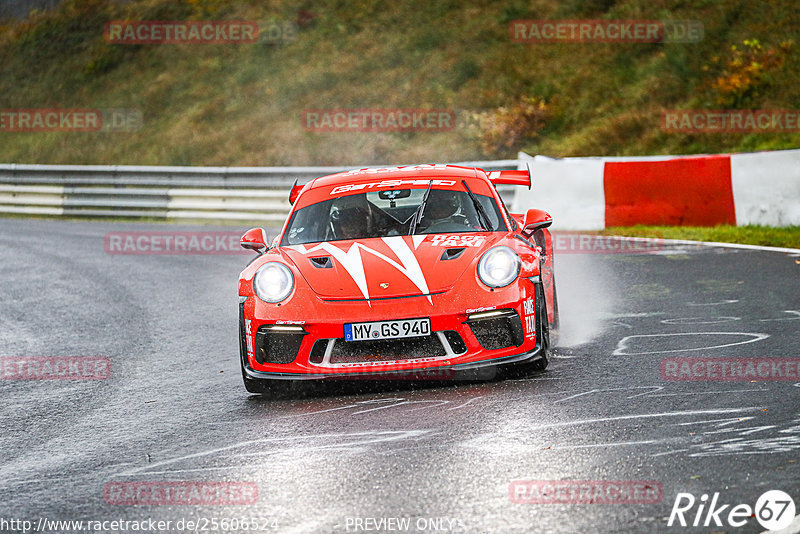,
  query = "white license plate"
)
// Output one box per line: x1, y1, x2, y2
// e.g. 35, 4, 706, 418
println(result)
344, 318, 431, 342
